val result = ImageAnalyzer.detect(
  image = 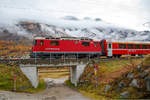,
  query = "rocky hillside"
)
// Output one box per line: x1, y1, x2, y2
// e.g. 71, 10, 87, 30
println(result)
78, 57, 150, 99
